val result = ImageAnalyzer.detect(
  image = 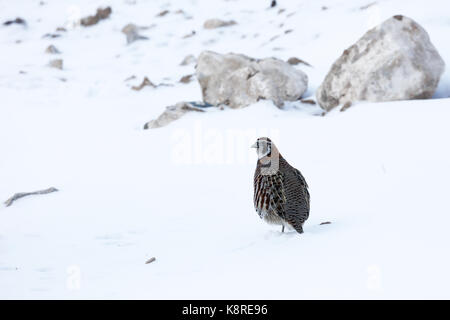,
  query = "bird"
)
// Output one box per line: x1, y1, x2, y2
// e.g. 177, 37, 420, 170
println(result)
252, 137, 310, 234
